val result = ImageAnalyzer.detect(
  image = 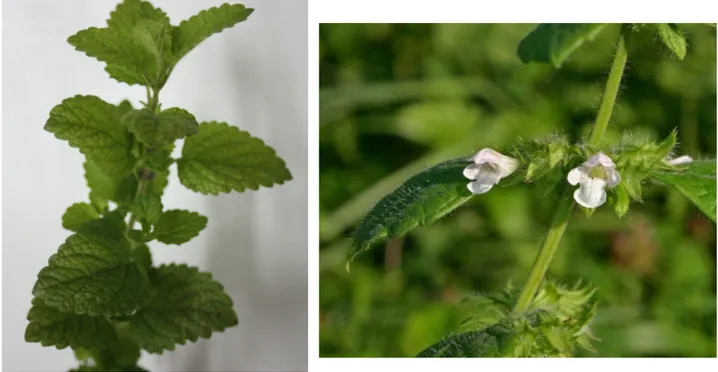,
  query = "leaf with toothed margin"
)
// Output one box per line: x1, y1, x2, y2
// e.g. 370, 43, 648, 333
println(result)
177, 122, 292, 195
62, 203, 100, 231
347, 158, 474, 270
152, 209, 208, 245
67, 0, 172, 87
170, 3, 254, 66
129, 264, 238, 353
45, 96, 134, 177
32, 213, 153, 316
24, 297, 118, 350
